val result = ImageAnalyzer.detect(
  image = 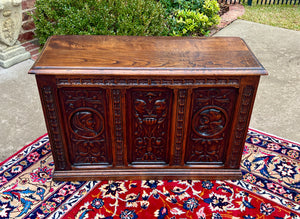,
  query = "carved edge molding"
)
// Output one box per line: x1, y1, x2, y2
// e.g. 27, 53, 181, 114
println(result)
42, 86, 67, 170
229, 85, 254, 168
112, 89, 124, 166
173, 89, 188, 165
57, 78, 240, 87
